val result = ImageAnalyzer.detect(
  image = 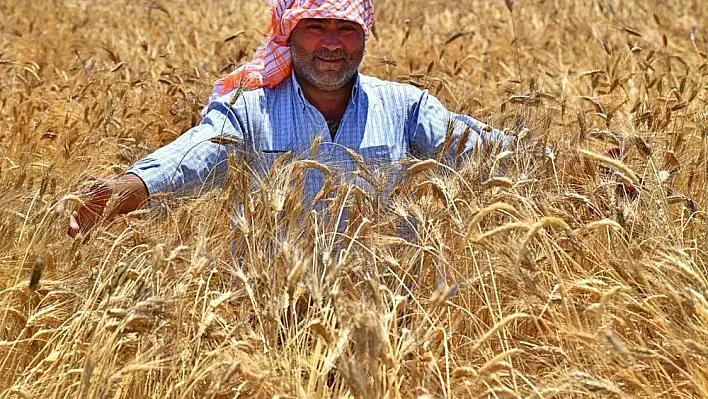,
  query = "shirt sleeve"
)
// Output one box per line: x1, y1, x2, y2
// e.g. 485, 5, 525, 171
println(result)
126, 97, 250, 197
406, 88, 512, 159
